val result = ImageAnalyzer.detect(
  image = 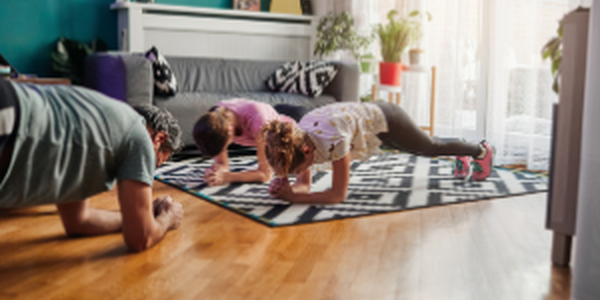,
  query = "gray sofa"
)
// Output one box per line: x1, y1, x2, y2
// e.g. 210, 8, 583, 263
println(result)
84, 53, 360, 147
